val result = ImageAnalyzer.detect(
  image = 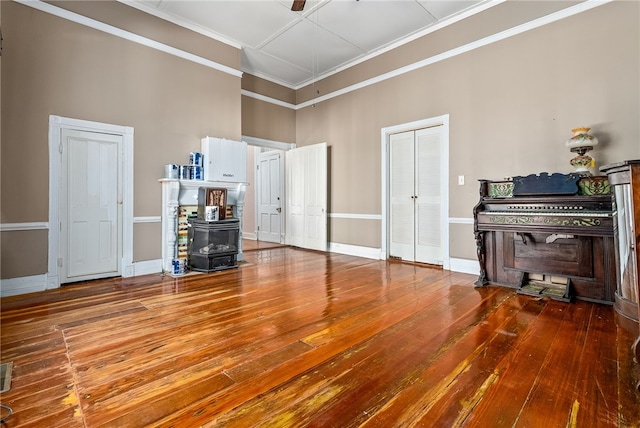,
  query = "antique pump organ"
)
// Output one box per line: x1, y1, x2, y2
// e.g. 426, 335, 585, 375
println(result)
473, 173, 616, 304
